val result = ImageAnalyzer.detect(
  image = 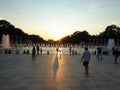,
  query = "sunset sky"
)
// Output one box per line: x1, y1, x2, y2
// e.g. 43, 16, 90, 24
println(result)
0, 0, 120, 40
